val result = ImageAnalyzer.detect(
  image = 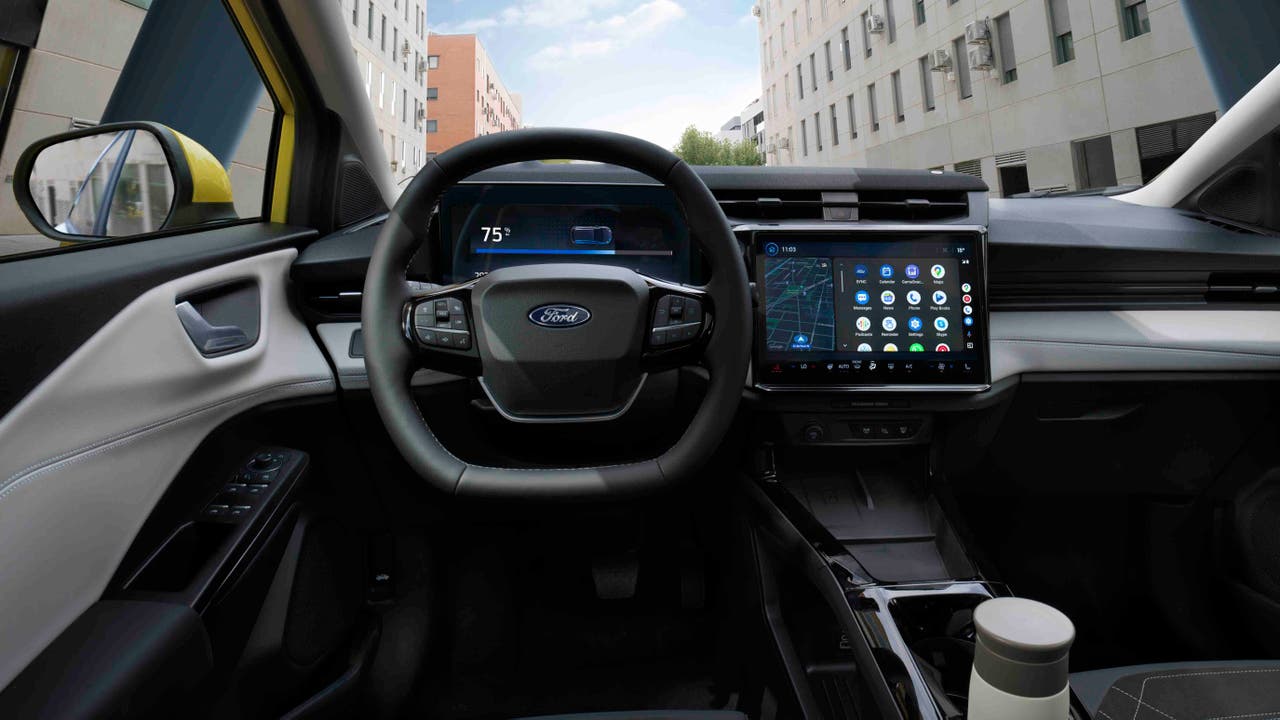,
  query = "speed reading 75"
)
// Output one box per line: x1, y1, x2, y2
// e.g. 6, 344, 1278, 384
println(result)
480, 226, 511, 243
